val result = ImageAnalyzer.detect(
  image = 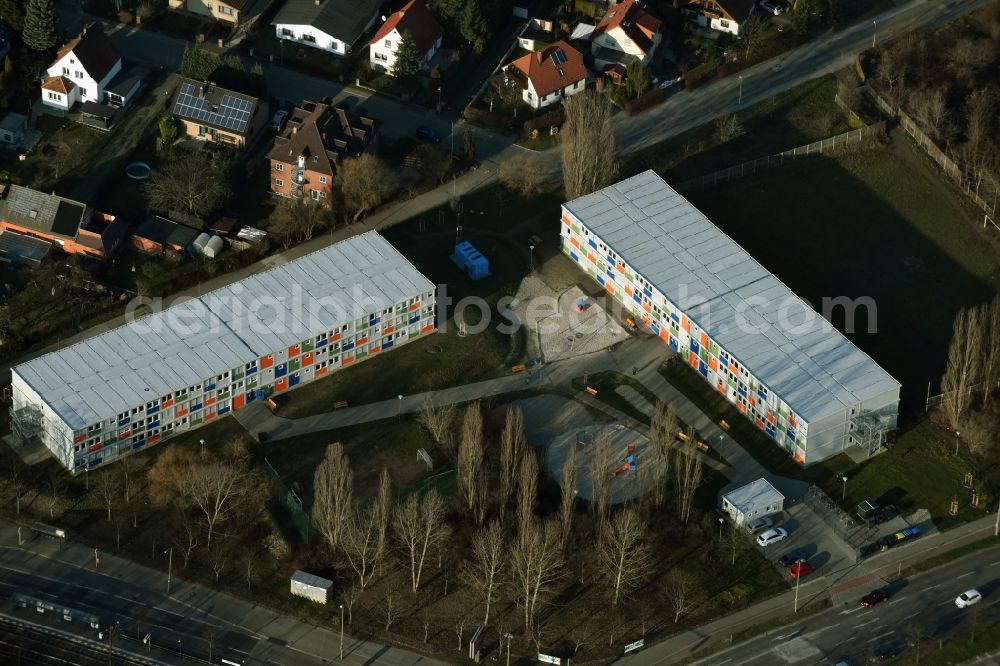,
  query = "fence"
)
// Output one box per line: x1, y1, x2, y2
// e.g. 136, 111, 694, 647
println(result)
263, 458, 312, 540
674, 126, 878, 193
925, 378, 1000, 413
863, 85, 999, 224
